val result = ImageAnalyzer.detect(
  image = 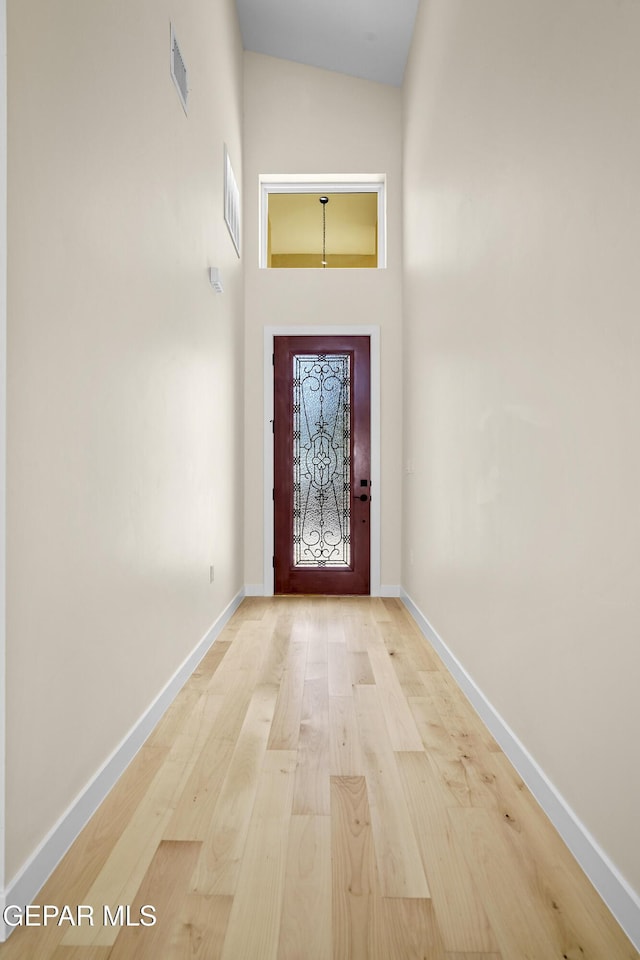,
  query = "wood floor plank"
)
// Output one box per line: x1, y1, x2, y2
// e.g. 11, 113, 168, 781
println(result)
164, 627, 273, 839
239, 596, 272, 620
162, 894, 233, 960
354, 685, 430, 898
107, 840, 201, 960
409, 696, 496, 808
448, 806, 565, 960
194, 684, 279, 895
287, 596, 317, 643
395, 751, 499, 954
167, 690, 227, 763
422, 669, 499, 753
329, 695, 364, 776
324, 597, 348, 644
162, 734, 236, 842
445, 954, 502, 959
268, 640, 308, 750
220, 751, 297, 960
305, 629, 329, 681
348, 650, 375, 685
328, 640, 353, 697
197, 638, 232, 672
205, 620, 267, 695
292, 677, 330, 815
383, 601, 443, 672
259, 616, 292, 687
370, 598, 393, 622
344, 611, 377, 654
277, 815, 332, 960
408, 693, 461, 761
143, 684, 202, 754
488, 753, 639, 959
187, 641, 232, 694
330, 776, 381, 960
61, 752, 199, 948
378, 898, 447, 960
366, 637, 425, 751
50, 949, 112, 960
378, 623, 428, 696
